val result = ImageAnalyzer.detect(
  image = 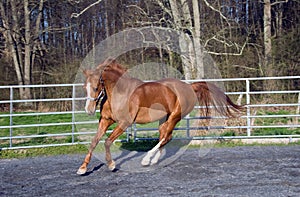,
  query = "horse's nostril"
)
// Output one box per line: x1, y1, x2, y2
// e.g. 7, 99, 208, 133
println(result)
86, 109, 95, 116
